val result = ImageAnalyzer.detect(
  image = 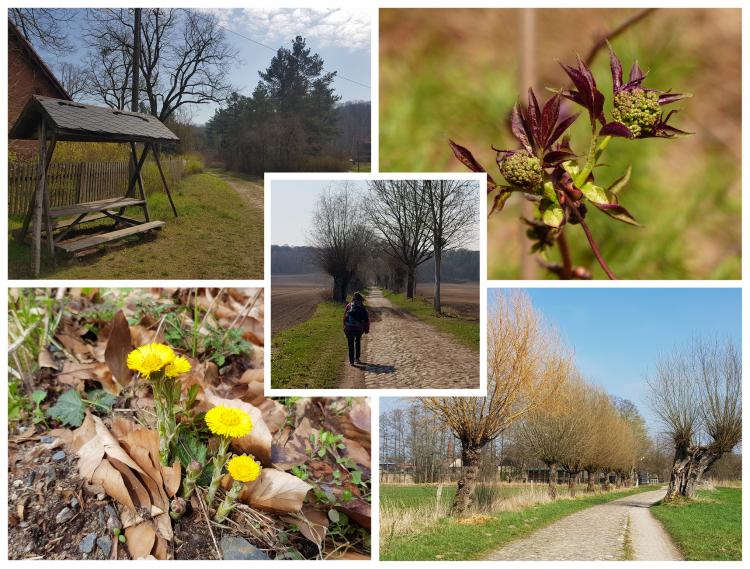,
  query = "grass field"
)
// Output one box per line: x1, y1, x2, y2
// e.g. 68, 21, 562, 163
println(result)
271, 300, 347, 389
651, 487, 741, 561
381, 484, 658, 561
381, 483, 530, 510
382, 290, 479, 350
8, 171, 263, 279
